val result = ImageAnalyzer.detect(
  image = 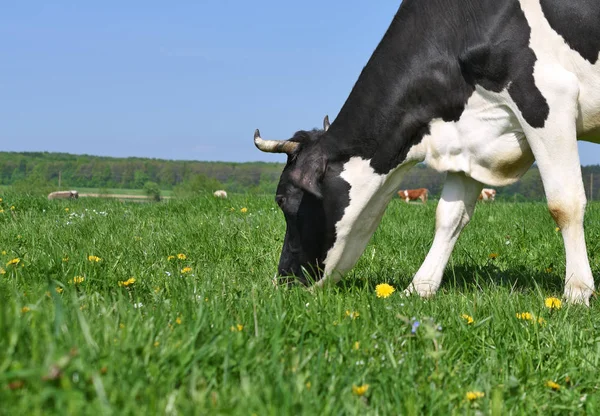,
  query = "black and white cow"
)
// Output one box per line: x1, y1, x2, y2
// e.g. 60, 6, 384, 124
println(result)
254, 0, 599, 304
